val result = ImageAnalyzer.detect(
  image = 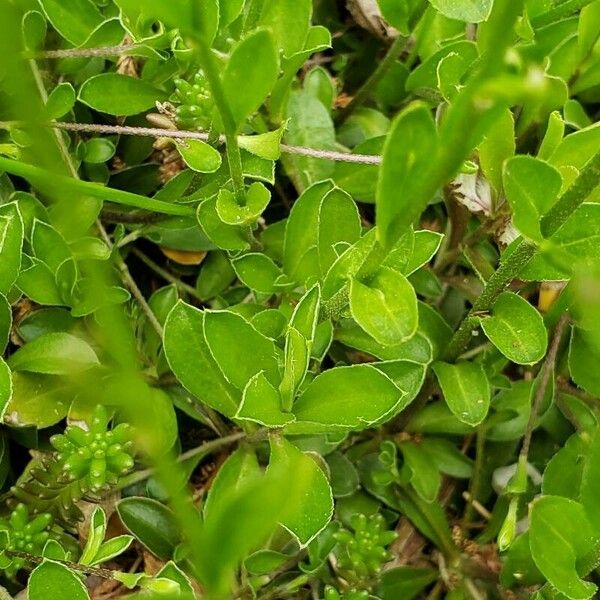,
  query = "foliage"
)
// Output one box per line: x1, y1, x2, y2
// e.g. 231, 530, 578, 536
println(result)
0, 0, 599, 599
